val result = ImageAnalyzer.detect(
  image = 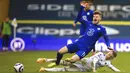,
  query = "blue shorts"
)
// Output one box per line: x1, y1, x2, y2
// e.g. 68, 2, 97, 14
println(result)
66, 43, 91, 59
